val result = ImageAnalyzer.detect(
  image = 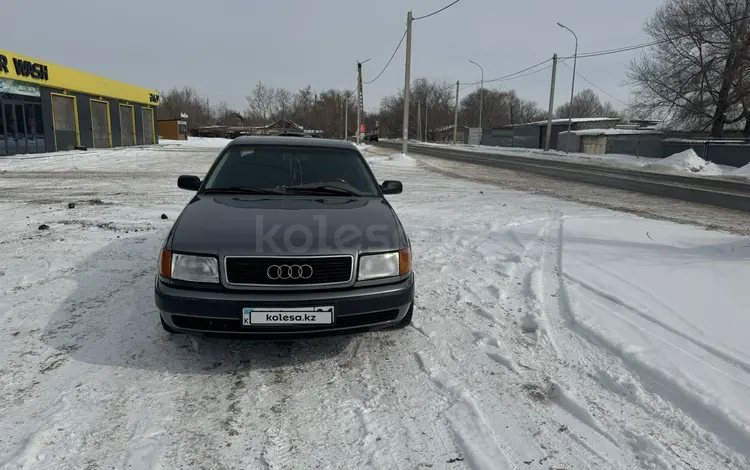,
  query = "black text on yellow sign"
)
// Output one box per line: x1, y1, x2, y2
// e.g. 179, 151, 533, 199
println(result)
0, 54, 50, 81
